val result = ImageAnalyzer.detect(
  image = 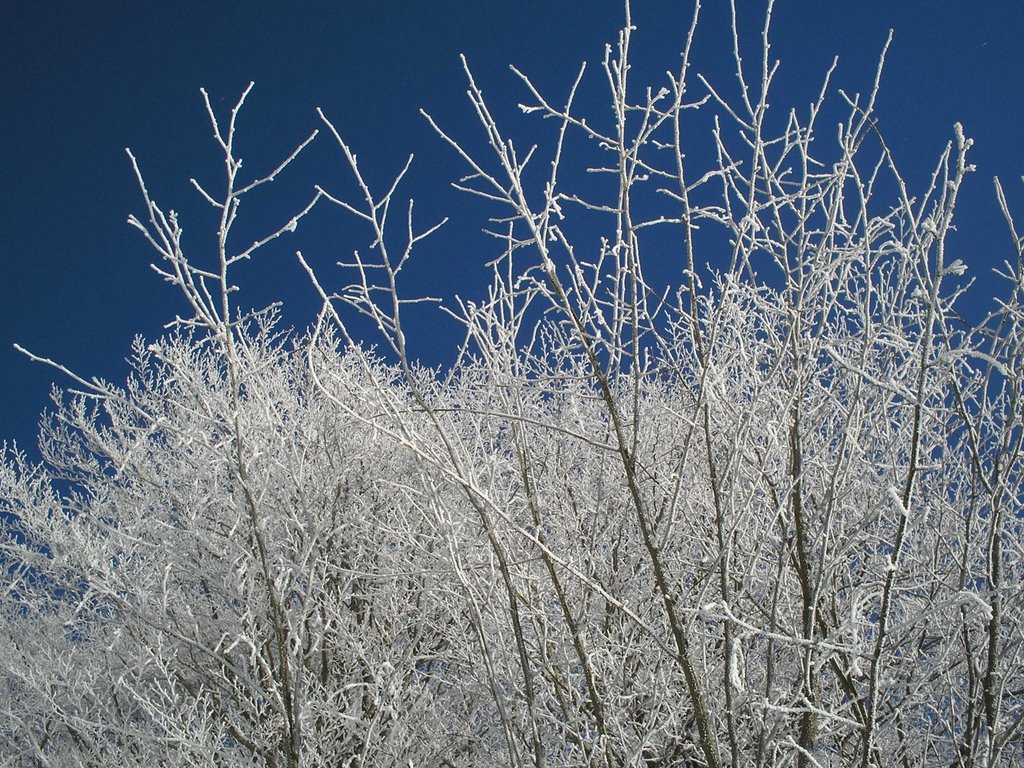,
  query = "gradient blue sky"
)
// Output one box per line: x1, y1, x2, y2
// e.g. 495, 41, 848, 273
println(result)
3, 1, 1023, 458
